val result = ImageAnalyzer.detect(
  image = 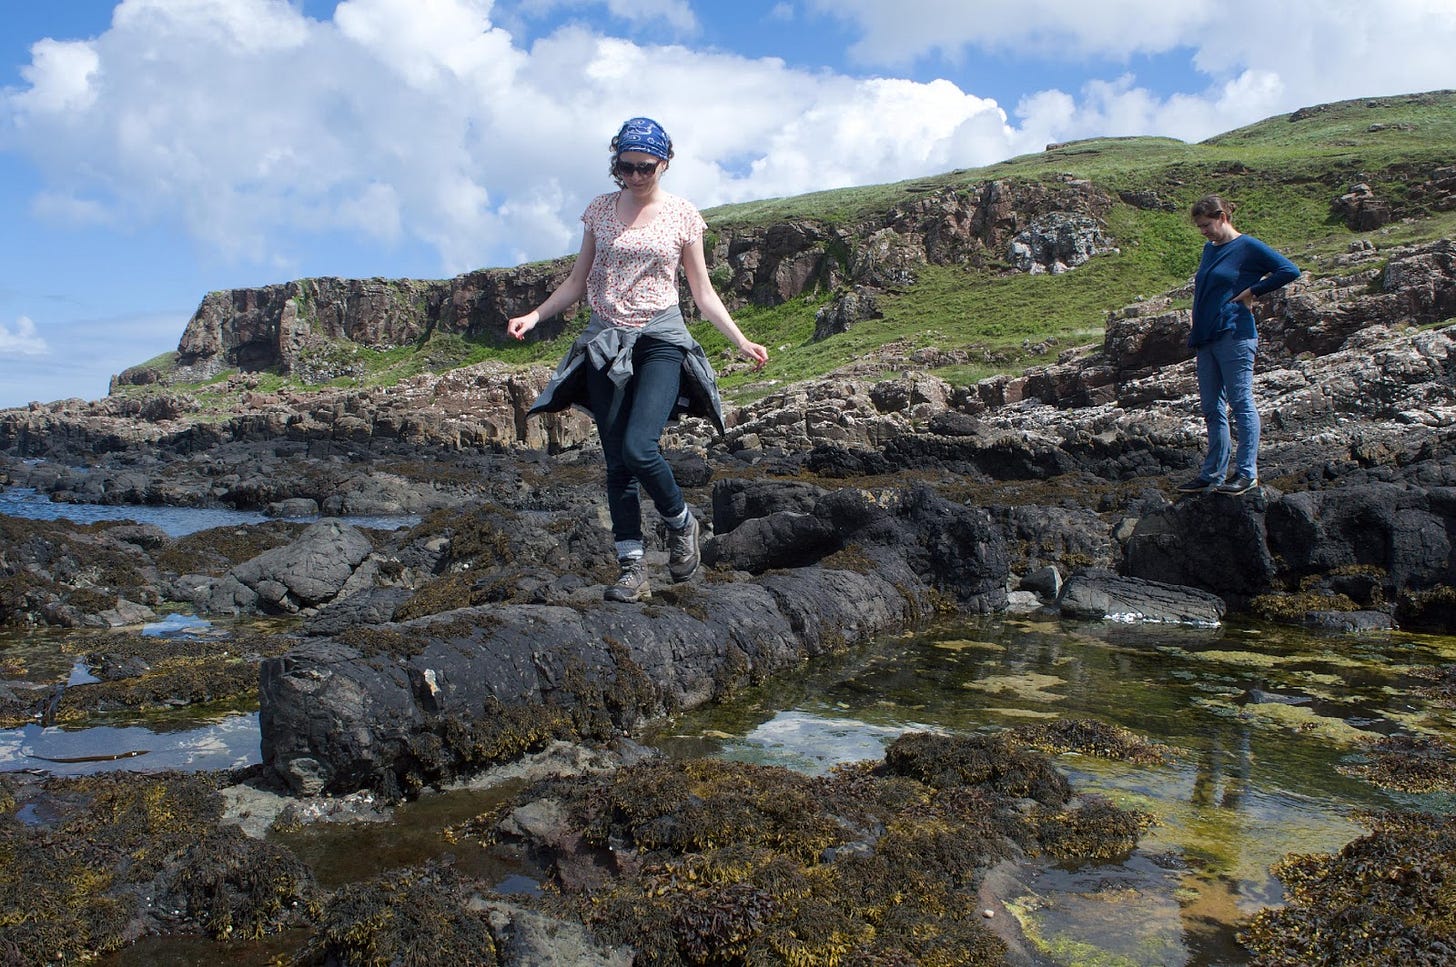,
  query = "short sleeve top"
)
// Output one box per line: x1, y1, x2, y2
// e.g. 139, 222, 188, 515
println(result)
582, 191, 707, 328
